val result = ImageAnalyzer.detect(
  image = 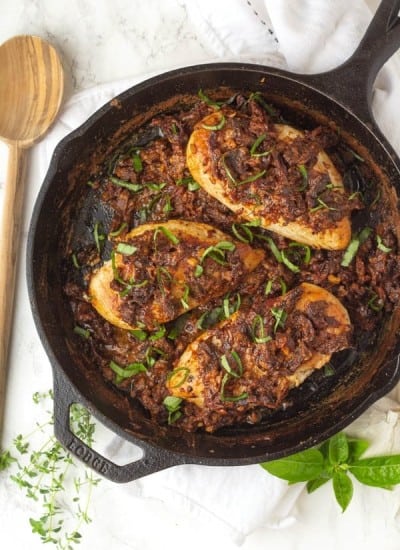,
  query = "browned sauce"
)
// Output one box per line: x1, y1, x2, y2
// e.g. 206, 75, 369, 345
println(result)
64, 92, 400, 432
